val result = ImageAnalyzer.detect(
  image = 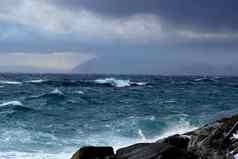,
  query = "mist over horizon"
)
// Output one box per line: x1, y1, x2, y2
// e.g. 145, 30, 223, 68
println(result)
0, 0, 238, 75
